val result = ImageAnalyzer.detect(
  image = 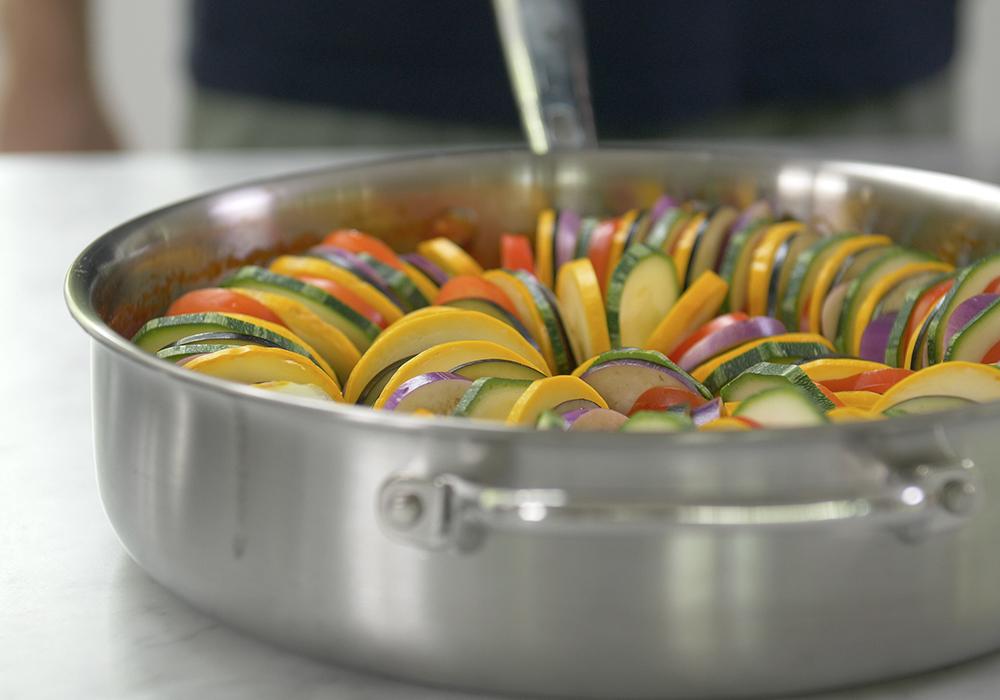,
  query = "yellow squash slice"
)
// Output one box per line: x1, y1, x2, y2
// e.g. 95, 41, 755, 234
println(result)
373, 340, 550, 408
871, 362, 1000, 414
483, 269, 555, 370
644, 270, 729, 356
417, 237, 483, 277
506, 376, 608, 425
534, 208, 557, 288
344, 308, 548, 402
799, 357, 889, 383
603, 209, 641, 291
746, 221, 805, 317
229, 290, 359, 386
806, 235, 891, 334
556, 258, 611, 361
826, 406, 881, 423
219, 312, 339, 383
835, 390, 881, 411
186, 346, 344, 401
699, 416, 754, 432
